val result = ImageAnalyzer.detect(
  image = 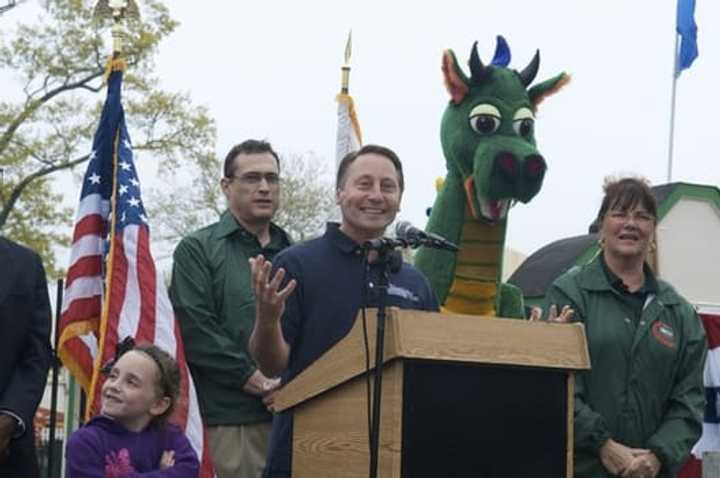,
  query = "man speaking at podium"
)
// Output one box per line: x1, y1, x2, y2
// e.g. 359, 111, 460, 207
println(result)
249, 144, 439, 477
